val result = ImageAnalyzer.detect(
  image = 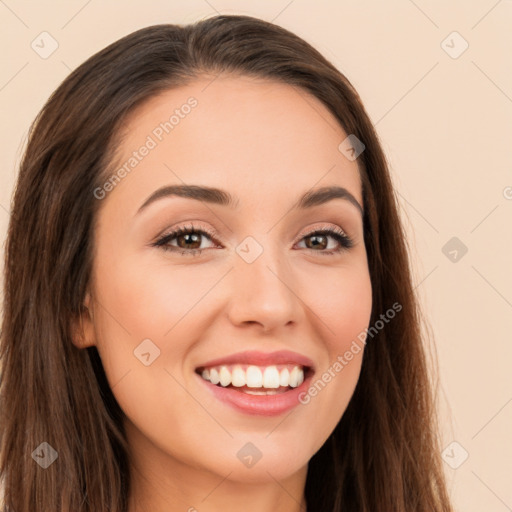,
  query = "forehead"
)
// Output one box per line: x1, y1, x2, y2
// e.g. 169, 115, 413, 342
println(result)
105, 74, 362, 213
